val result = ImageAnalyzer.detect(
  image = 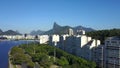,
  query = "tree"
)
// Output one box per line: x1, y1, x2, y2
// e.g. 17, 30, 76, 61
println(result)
86, 29, 120, 44
27, 61, 34, 68
57, 56, 69, 66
